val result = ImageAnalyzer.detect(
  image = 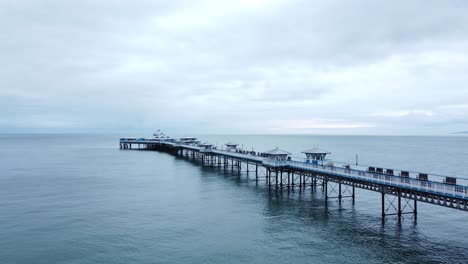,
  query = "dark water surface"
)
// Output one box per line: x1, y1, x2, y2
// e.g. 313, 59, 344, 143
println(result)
1, 134, 467, 264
